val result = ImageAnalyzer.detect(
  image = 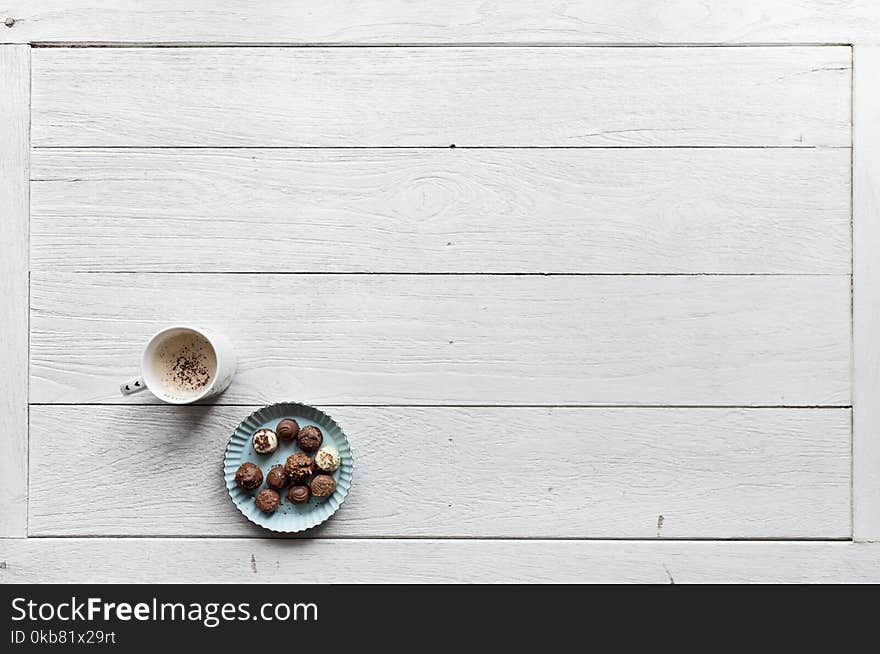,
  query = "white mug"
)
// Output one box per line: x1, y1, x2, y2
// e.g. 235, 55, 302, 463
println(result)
120, 325, 236, 404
